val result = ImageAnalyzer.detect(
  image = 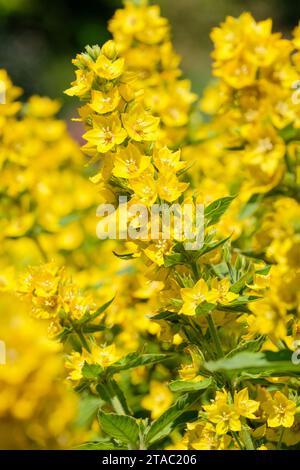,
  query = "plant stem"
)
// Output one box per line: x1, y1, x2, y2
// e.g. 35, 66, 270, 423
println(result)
191, 260, 200, 280
107, 381, 126, 415
232, 432, 244, 450
76, 328, 91, 353
240, 424, 255, 450
277, 427, 285, 450
69, 318, 91, 352
207, 313, 224, 358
